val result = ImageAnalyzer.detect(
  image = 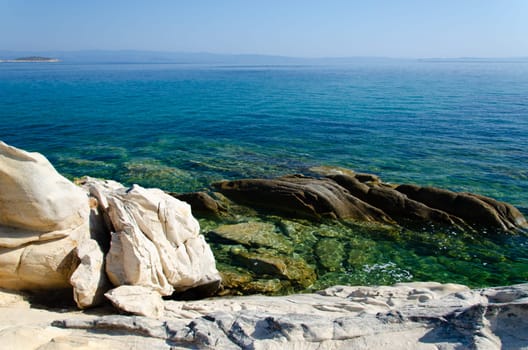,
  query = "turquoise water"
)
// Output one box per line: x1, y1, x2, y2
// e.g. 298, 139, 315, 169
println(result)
1, 60, 527, 289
